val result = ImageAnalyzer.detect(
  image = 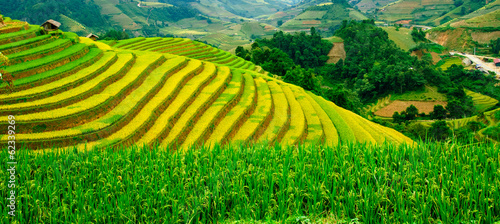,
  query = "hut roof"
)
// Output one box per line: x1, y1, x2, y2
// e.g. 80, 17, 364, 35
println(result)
494, 58, 500, 64
86, 33, 99, 38
42, 19, 61, 28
